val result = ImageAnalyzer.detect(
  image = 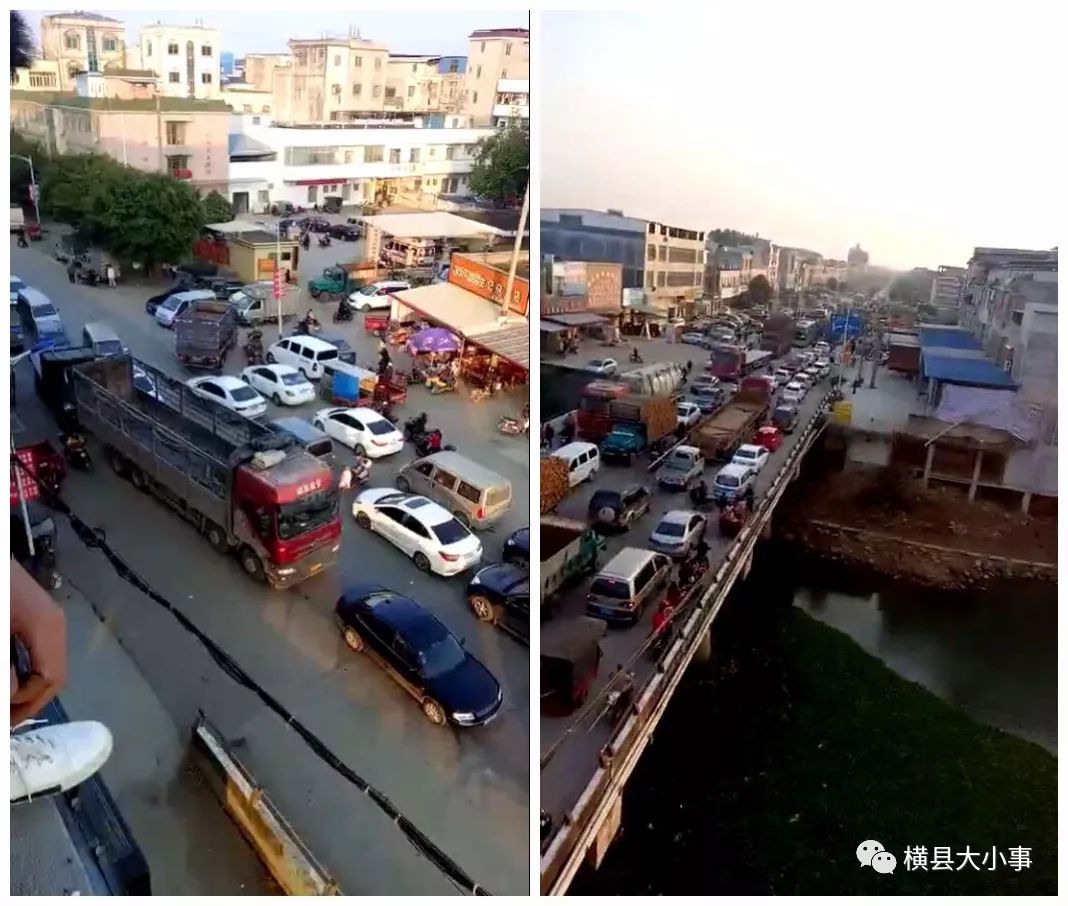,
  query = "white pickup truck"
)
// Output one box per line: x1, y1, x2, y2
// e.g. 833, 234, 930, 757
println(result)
10, 205, 25, 233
